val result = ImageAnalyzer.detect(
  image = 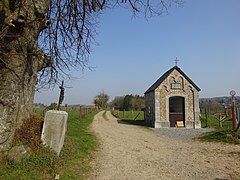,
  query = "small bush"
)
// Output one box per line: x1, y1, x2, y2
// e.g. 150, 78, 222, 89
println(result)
14, 113, 44, 150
